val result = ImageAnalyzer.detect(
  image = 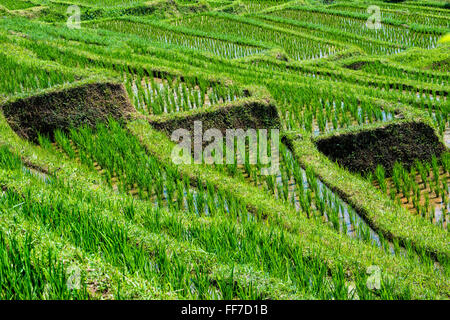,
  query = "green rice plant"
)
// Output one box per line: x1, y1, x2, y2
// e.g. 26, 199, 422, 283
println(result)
0, 145, 23, 170
0, 232, 89, 300
0, 52, 77, 96
432, 155, 440, 183
173, 13, 340, 61
442, 153, 450, 174
91, 18, 263, 59
357, 221, 371, 243
389, 187, 397, 201
415, 160, 428, 189
424, 193, 430, 216
37, 133, 53, 151
271, 7, 441, 49
375, 165, 387, 194
54, 129, 76, 159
